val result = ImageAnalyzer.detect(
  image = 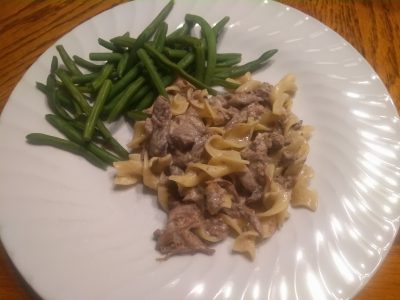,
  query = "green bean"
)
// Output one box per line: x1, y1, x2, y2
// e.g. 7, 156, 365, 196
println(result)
126, 55, 190, 111
107, 76, 146, 122
163, 47, 188, 59
127, 0, 175, 67
117, 52, 129, 78
37, 81, 56, 115
55, 89, 75, 113
56, 88, 81, 115
88, 142, 120, 164
130, 53, 194, 111
36, 82, 48, 94
167, 36, 205, 81
185, 14, 216, 85
135, 90, 156, 110
84, 80, 112, 141
216, 53, 241, 62
137, 49, 168, 98
110, 35, 136, 48
71, 72, 99, 84
215, 49, 278, 78
84, 118, 128, 160
45, 74, 73, 120
46, 114, 86, 144
56, 45, 82, 76
50, 56, 58, 74
98, 37, 123, 52
177, 52, 195, 68
67, 118, 98, 138
144, 43, 217, 95
126, 84, 152, 110
212, 16, 230, 40
216, 57, 241, 68
91, 64, 113, 91
166, 21, 193, 40
56, 69, 91, 113
89, 52, 122, 62
73, 55, 103, 72
47, 117, 118, 166
153, 22, 168, 51
126, 110, 150, 121
103, 90, 125, 116
108, 64, 141, 99
77, 85, 93, 94
107, 138, 128, 159
26, 133, 107, 170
